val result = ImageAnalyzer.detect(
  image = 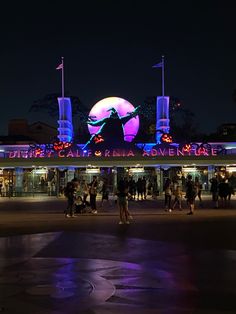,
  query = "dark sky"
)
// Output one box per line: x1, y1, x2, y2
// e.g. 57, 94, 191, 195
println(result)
1, 0, 236, 135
